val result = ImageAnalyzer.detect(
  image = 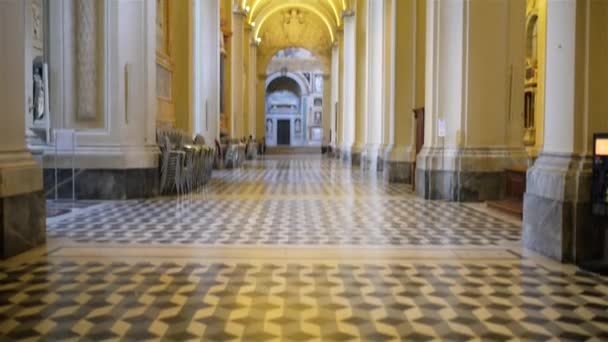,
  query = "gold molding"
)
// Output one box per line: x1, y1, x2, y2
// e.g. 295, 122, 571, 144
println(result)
156, 0, 173, 59
156, 51, 173, 70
